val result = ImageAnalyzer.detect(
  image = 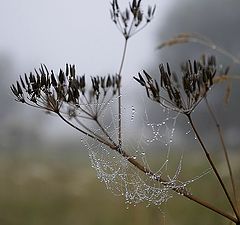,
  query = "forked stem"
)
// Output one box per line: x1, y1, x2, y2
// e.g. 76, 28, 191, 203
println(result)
57, 112, 117, 150
187, 113, 239, 221
205, 98, 239, 214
